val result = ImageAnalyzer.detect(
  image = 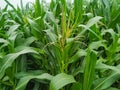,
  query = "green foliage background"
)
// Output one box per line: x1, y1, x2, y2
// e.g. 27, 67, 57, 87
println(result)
0, 0, 120, 90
